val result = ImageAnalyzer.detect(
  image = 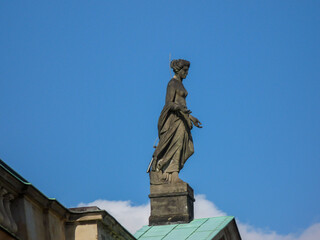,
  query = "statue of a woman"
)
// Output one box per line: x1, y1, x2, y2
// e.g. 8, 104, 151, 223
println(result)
149, 59, 202, 184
